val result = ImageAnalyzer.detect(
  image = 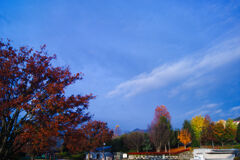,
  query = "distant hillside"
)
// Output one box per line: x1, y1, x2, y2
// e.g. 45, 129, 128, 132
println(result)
234, 117, 240, 121
132, 128, 147, 133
